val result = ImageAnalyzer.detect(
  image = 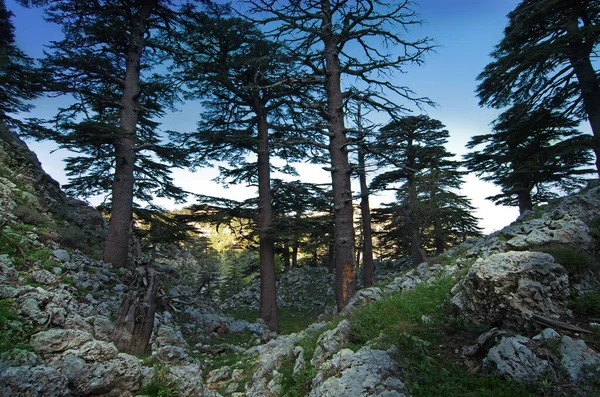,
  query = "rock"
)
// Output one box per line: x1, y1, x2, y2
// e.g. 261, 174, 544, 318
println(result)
532, 328, 561, 341
309, 347, 407, 397
20, 297, 49, 325
292, 346, 306, 379
76, 340, 119, 362
231, 369, 244, 382
154, 325, 188, 348
52, 249, 70, 263
483, 336, 551, 382
156, 345, 189, 365
559, 336, 600, 380
0, 255, 18, 284
30, 329, 93, 355
67, 352, 142, 396
91, 316, 114, 341
207, 366, 232, 383
246, 332, 301, 396
311, 320, 351, 369
168, 363, 218, 397
341, 287, 383, 315
0, 349, 41, 367
32, 269, 57, 285
451, 251, 570, 331
0, 365, 70, 396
